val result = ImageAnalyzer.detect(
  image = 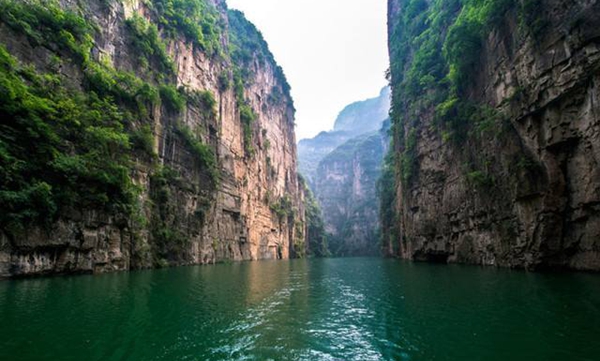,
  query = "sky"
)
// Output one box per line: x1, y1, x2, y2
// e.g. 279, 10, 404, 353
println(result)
226, 0, 390, 140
